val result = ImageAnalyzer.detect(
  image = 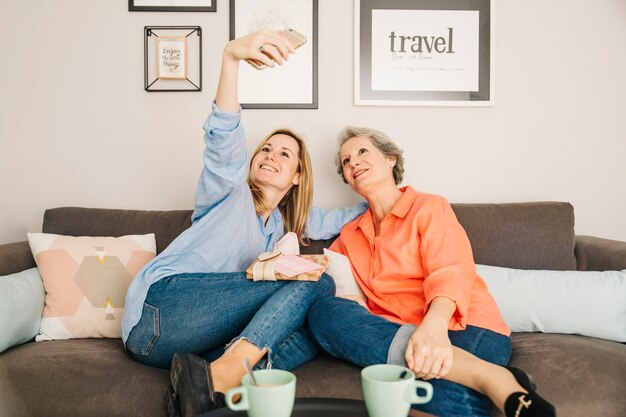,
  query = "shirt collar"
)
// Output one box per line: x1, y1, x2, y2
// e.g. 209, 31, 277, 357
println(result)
355, 208, 373, 234
391, 186, 416, 219
259, 208, 282, 236
355, 186, 417, 233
